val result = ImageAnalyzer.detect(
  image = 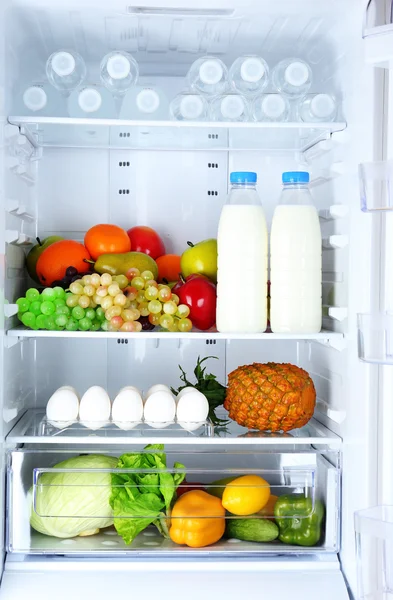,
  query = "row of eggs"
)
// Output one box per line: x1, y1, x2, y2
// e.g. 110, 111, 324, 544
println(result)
46, 384, 209, 431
